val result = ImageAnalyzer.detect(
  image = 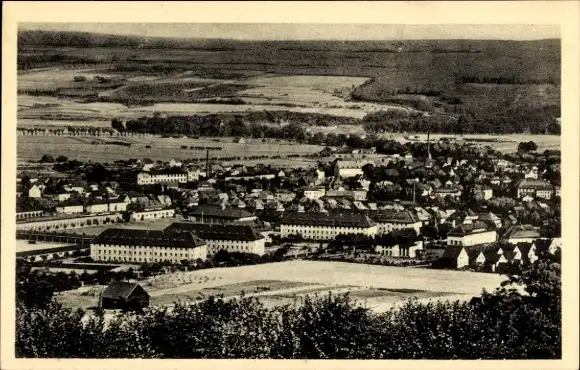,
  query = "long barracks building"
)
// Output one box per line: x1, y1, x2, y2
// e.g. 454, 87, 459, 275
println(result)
280, 211, 377, 241
165, 222, 266, 256
90, 229, 207, 263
